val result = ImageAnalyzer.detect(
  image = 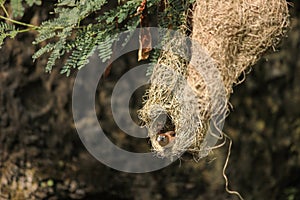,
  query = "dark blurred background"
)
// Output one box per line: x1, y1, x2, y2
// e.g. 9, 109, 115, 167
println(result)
0, 1, 299, 200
